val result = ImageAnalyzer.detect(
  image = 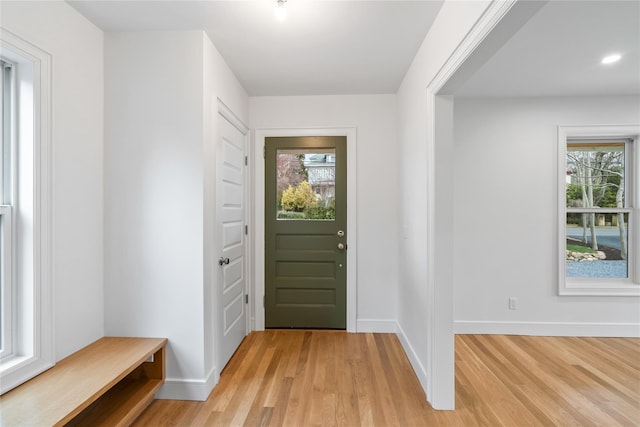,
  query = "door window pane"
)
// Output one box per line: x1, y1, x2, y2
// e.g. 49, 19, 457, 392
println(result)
566, 212, 628, 278
276, 149, 335, 220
